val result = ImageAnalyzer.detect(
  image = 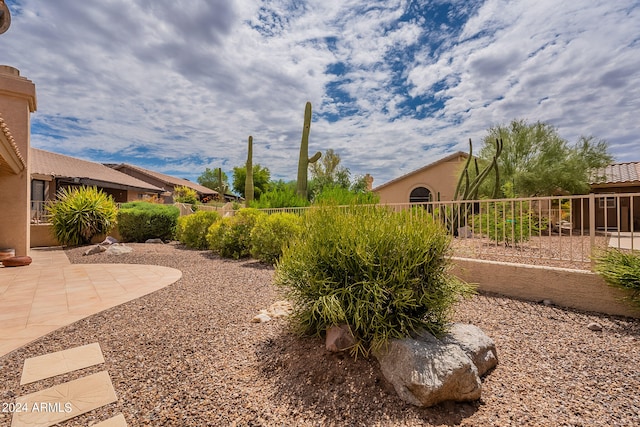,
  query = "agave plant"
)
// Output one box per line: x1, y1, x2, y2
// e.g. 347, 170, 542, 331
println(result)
46, 186, 117, 246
